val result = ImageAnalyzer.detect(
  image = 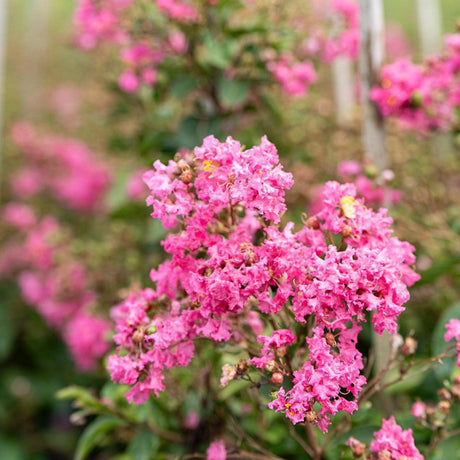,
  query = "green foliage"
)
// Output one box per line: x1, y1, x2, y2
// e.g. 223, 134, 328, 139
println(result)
74, 416, 127, 460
